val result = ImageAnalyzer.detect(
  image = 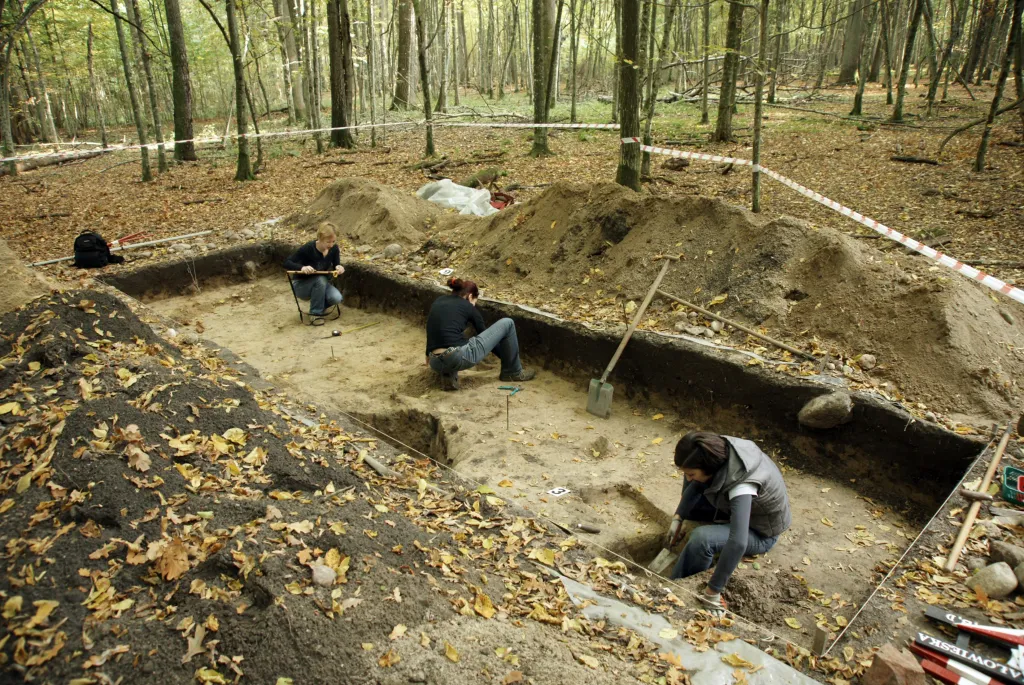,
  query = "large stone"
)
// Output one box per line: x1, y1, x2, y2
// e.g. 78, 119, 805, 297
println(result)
968, 562, 1018, 598
862, 643, 926, 685
356, 244, 373, 254
383, 243, 403, 258
797, 392, 853, 429
989, 540, 1024, 567
1014, 562, 1024, 589
859, 353, 877, 370
311, 564, 336, 587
